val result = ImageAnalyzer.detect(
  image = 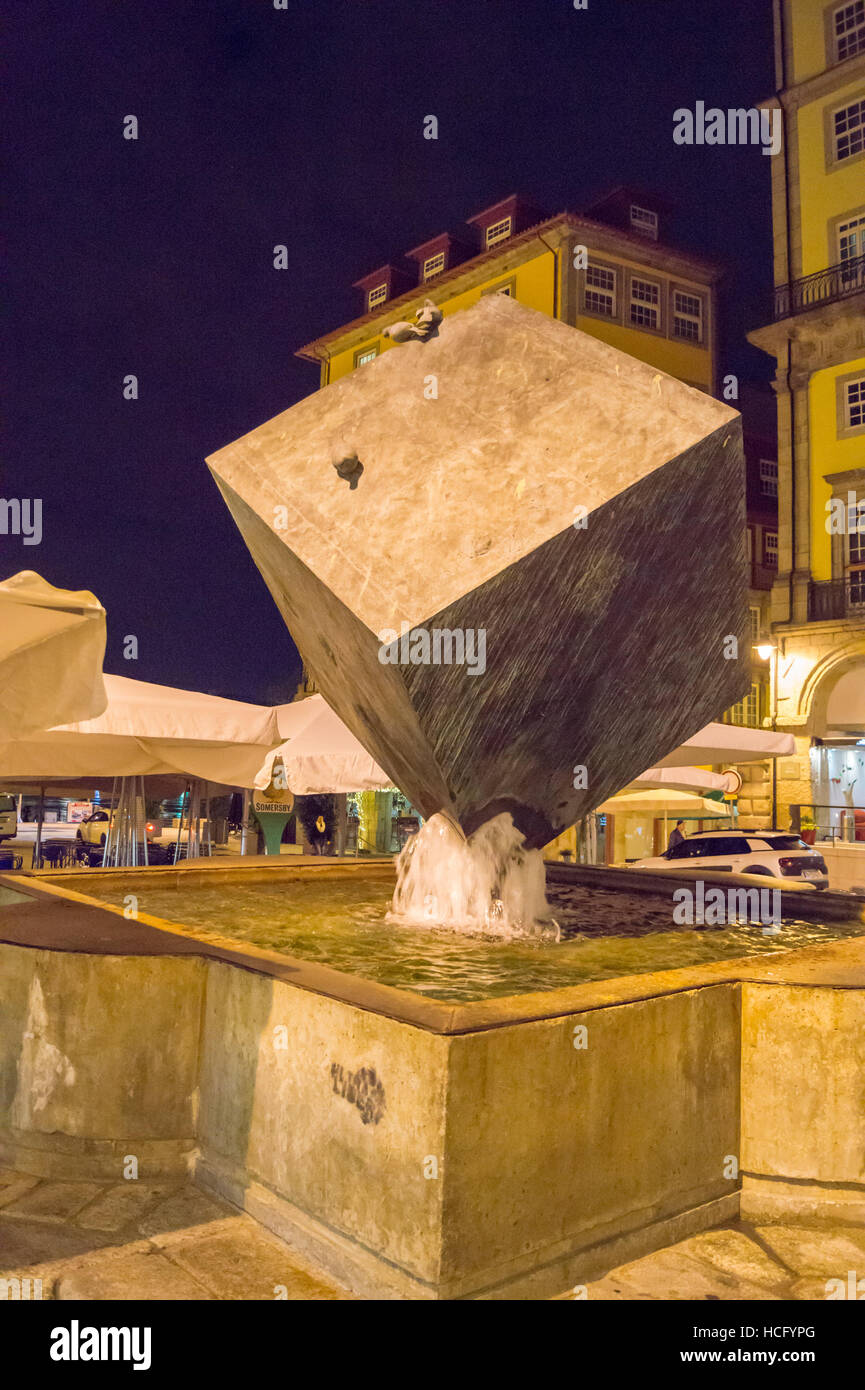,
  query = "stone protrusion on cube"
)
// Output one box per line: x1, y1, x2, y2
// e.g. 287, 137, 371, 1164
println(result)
207, 294, 748, 847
